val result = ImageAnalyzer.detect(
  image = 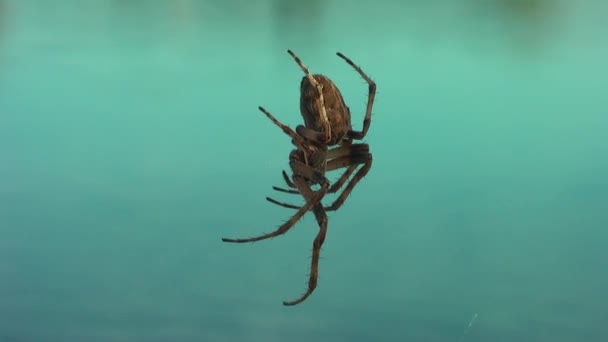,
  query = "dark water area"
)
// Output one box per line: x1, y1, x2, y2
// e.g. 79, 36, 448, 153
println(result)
1, 0, 607, 341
